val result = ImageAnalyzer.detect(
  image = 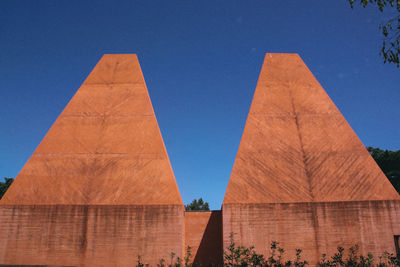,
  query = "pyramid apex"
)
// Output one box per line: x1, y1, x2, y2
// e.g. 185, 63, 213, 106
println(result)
2, 55, 183, 205
223, 54, 399, 205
